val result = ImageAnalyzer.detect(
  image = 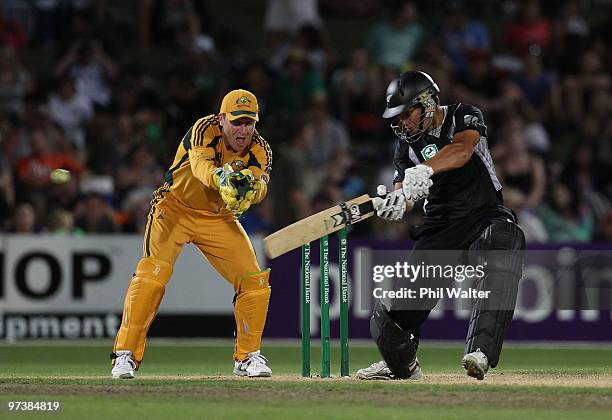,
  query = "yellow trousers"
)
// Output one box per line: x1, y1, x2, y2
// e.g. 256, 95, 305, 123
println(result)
113, 194, 270, 365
